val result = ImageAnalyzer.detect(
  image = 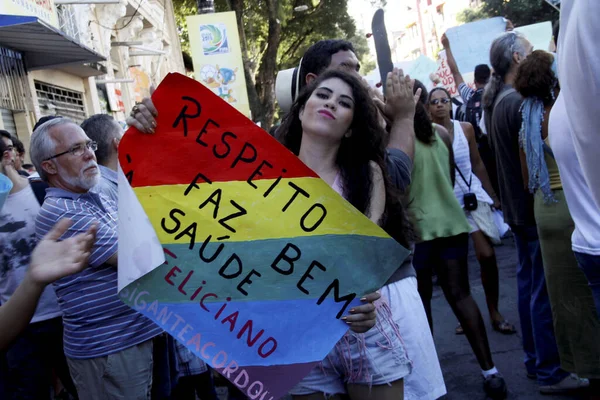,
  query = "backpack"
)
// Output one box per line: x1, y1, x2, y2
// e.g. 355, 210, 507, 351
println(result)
452, 97, 466, 122
465, 88, 484, 141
